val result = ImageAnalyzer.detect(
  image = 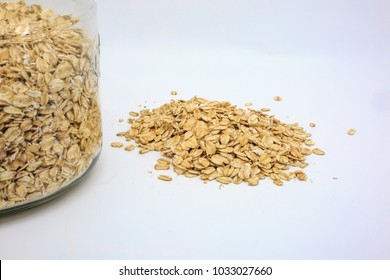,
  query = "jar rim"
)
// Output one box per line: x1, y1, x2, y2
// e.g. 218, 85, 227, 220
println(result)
75, 0, 97, 19
22, 0, 98, 19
